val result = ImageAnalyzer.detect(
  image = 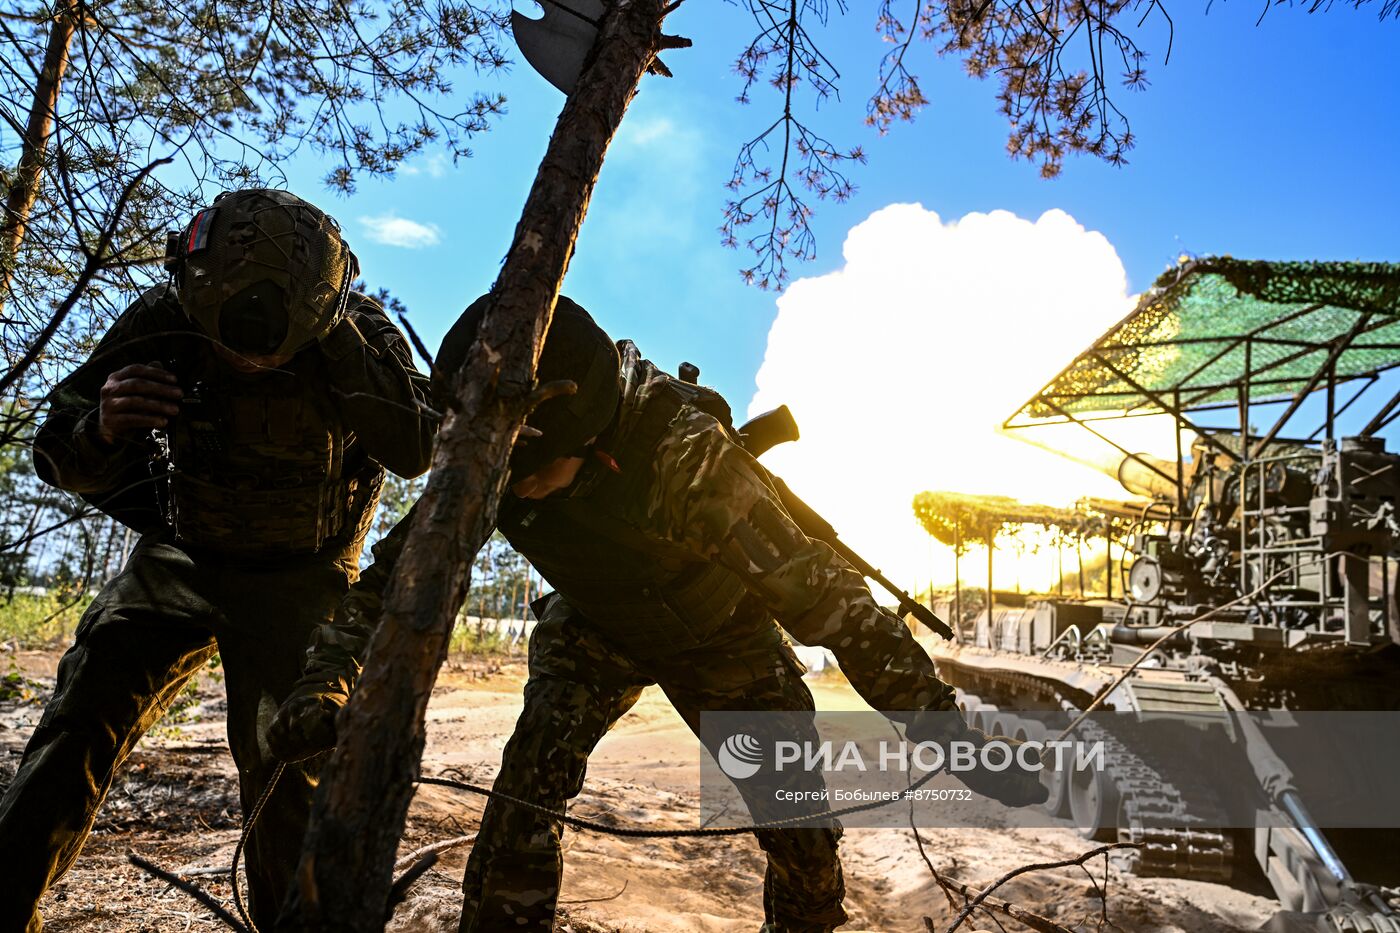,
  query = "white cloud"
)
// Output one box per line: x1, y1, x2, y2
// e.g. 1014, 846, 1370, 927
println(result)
400, 153, 451, 178
578, 103, 709, 267
747, 204, 1173, 591
616, 115, 680, 149
358, 213, 441, 249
